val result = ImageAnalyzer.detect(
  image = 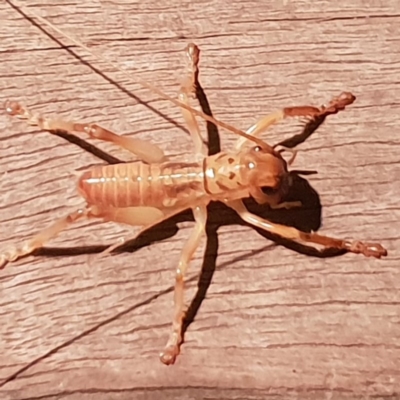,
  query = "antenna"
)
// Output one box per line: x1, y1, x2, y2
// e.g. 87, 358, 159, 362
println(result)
8, 1, 270, 149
